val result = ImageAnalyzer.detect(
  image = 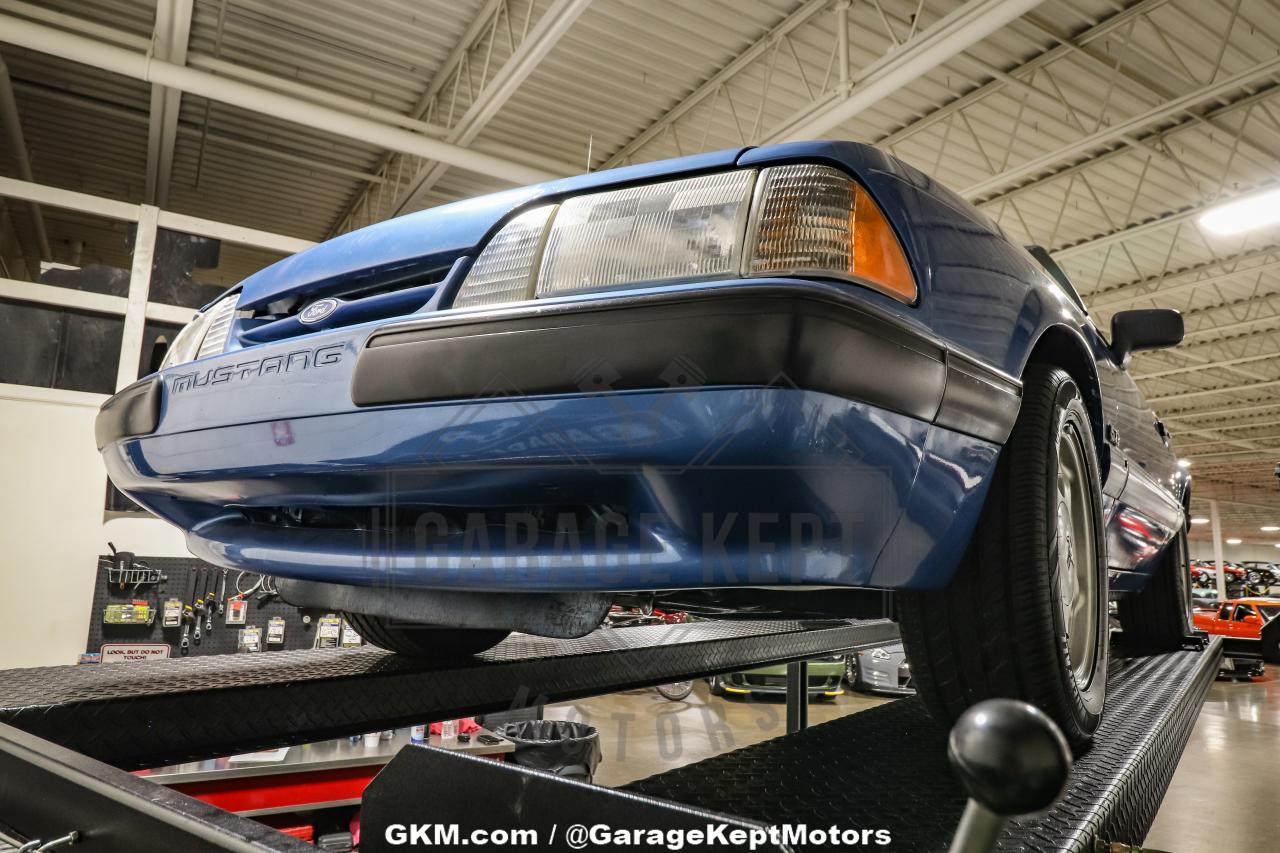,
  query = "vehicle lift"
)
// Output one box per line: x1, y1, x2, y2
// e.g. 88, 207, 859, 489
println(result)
0, 617, 1219, 852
